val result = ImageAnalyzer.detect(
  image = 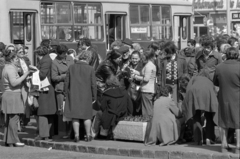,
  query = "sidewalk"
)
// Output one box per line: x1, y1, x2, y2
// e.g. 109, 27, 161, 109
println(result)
0, 120, 239, 159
